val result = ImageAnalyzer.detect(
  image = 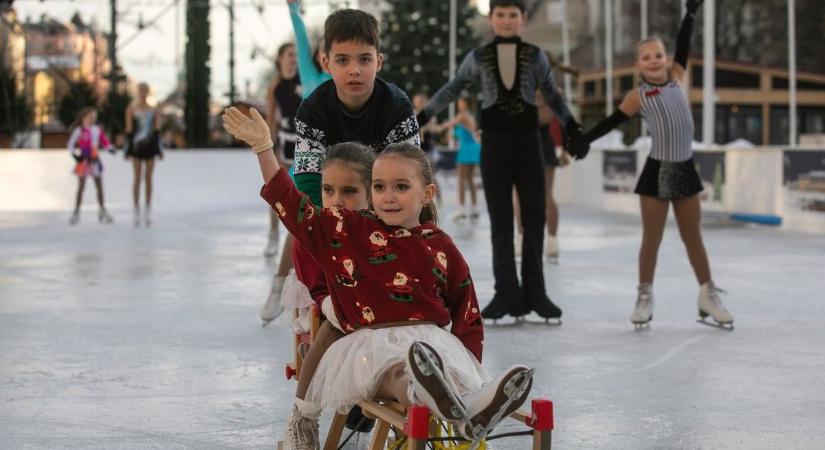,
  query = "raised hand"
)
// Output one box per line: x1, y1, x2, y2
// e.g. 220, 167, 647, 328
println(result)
222, 107, 273, 154
686, 0, 704, 14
